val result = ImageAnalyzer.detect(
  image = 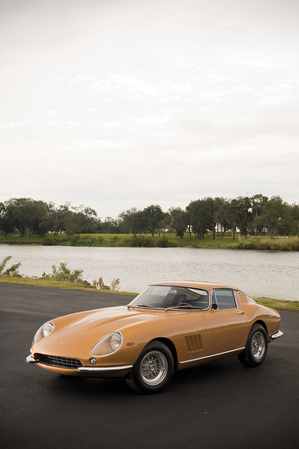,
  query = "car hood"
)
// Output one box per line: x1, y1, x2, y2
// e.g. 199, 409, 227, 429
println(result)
33, 306, 171, 358
63, 306, 162, 334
